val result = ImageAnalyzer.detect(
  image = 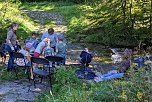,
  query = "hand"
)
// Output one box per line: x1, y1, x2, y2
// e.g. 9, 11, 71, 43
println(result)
54, 52, 57, 55
11, 46, 14, 51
